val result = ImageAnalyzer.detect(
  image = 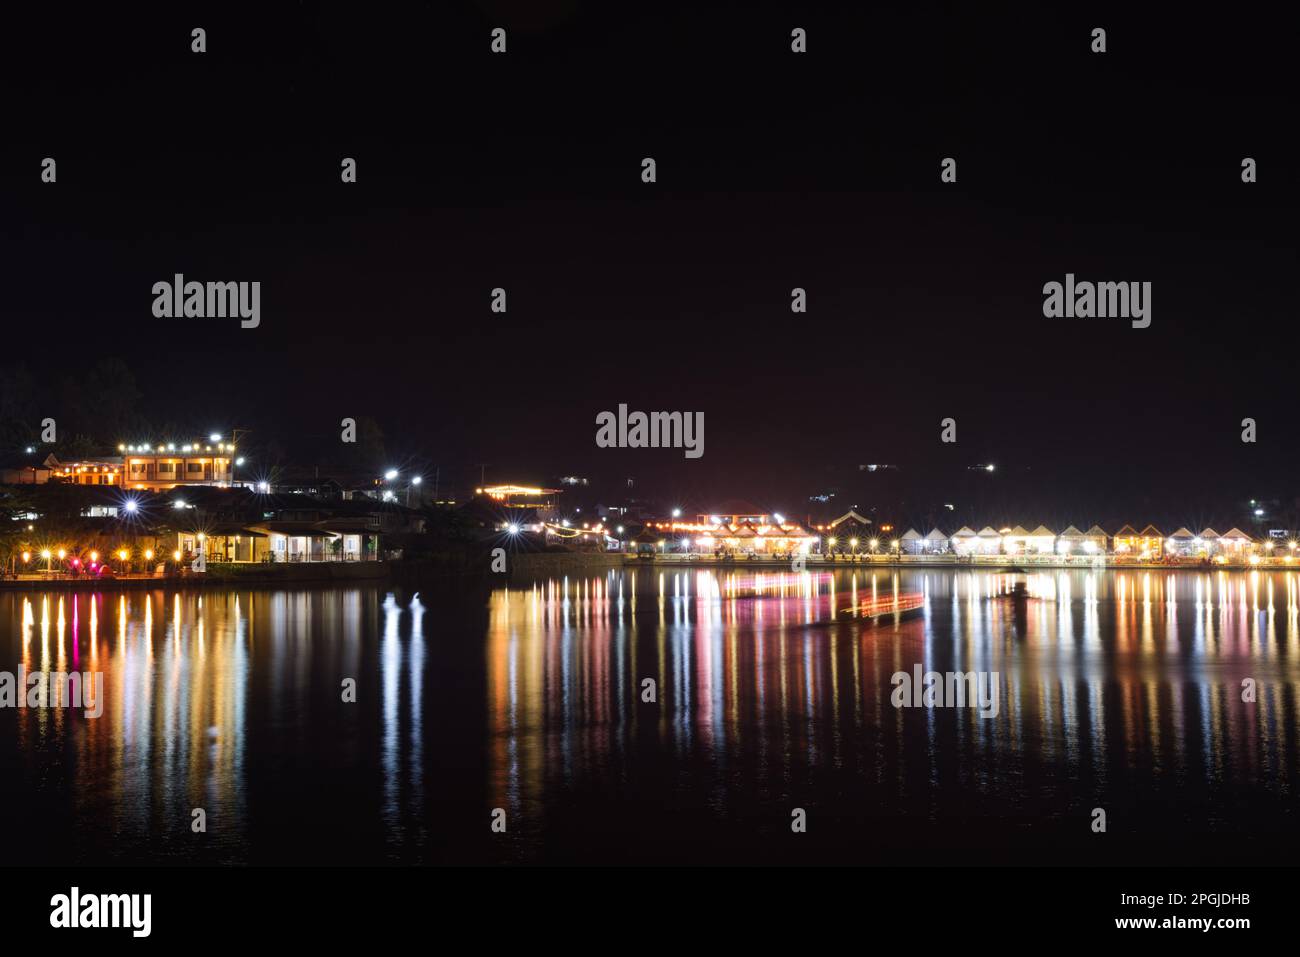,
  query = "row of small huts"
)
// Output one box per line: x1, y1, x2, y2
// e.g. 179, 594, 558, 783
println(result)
873, 525, 1258, 557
